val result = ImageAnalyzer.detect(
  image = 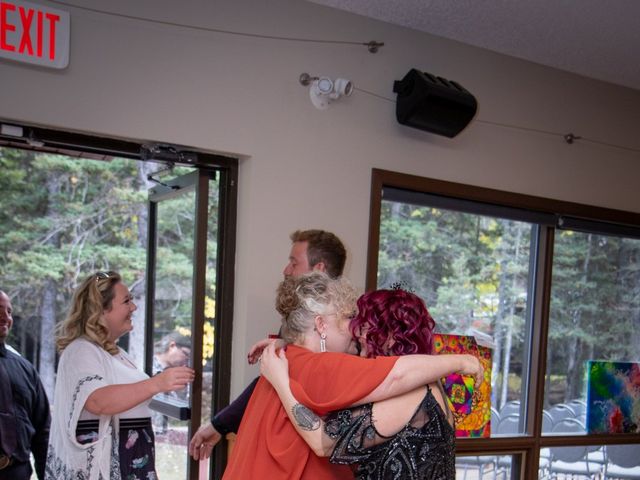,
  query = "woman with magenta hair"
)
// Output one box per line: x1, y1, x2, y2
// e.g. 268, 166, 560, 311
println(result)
226, 273, 480, 479
260, 287, 456, 480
